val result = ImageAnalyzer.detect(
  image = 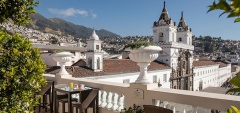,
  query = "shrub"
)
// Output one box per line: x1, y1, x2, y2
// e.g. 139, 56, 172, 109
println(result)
124, 41, 156, 49
0, 30, 46, 112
